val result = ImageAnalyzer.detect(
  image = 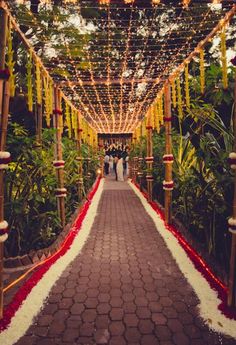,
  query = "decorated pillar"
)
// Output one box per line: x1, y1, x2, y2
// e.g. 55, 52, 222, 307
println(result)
35, 59, 43, 147
228, 60, 236, 307
146, 121, 154, 202
163, 83, 174, 224
0, 7, 10, 319
53, 86, 66, 228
